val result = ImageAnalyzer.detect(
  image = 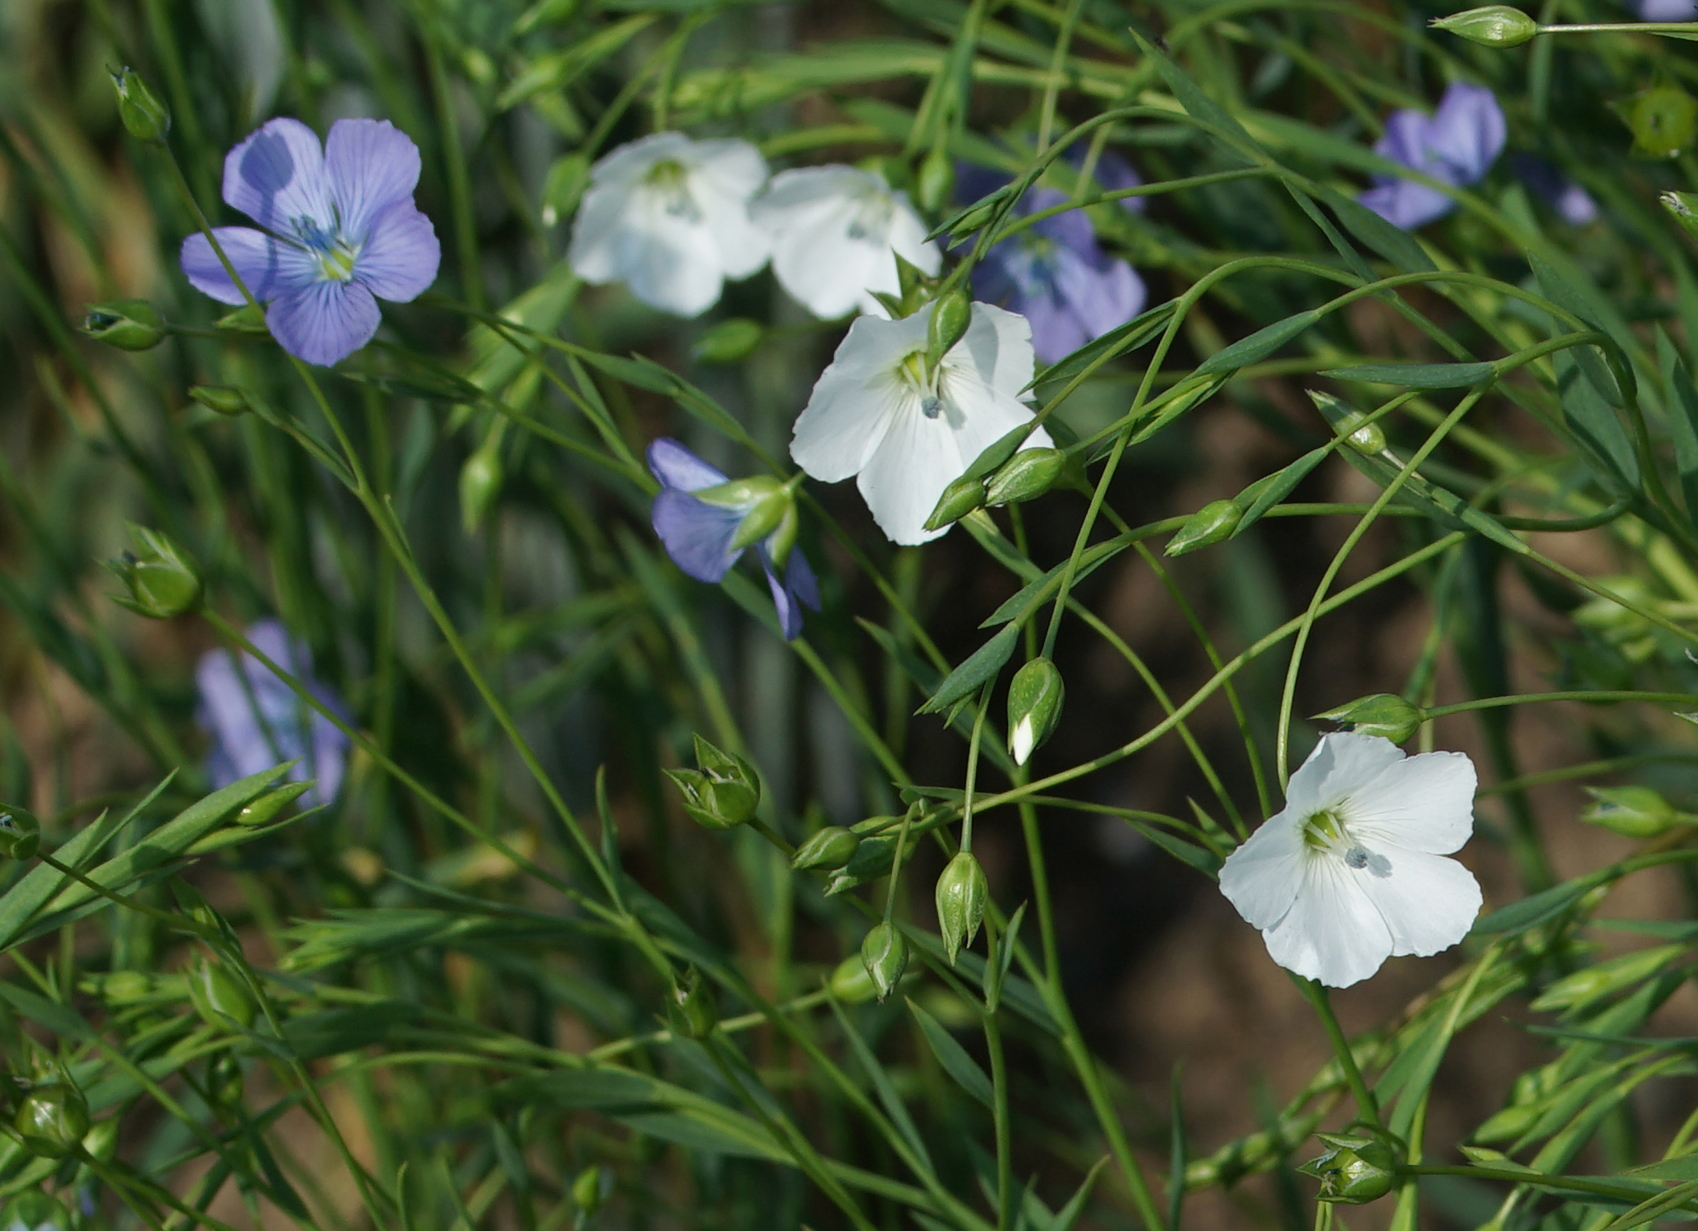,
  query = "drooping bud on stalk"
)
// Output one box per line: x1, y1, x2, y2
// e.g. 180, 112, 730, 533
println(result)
110, 66, 170, 143
984, 447, 1066, 507
935, 851, 988, 964
860, 921, 908, 1002
187, 957, 258, 1031
915, 146, 955, 214
1165, 499, 1242, 557
189, 385, 252, 417
13, 1080, 90, 1159
791, 826, 859, 871
1429, 6, 1539, 48
925, 473, 989, 532
1007, 657, 1065, 765
691, 318, 765, 365
234, 781, 315, 827
664, 735, 761, 830
80, 299, 164, 351
666, 966, 717, 1039
1314, 693, 1425, 745
1627, 86, 1698, 160
106, 524, 202, 618
0, 806, 41, 860
1297, 1132, 1398, 1204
